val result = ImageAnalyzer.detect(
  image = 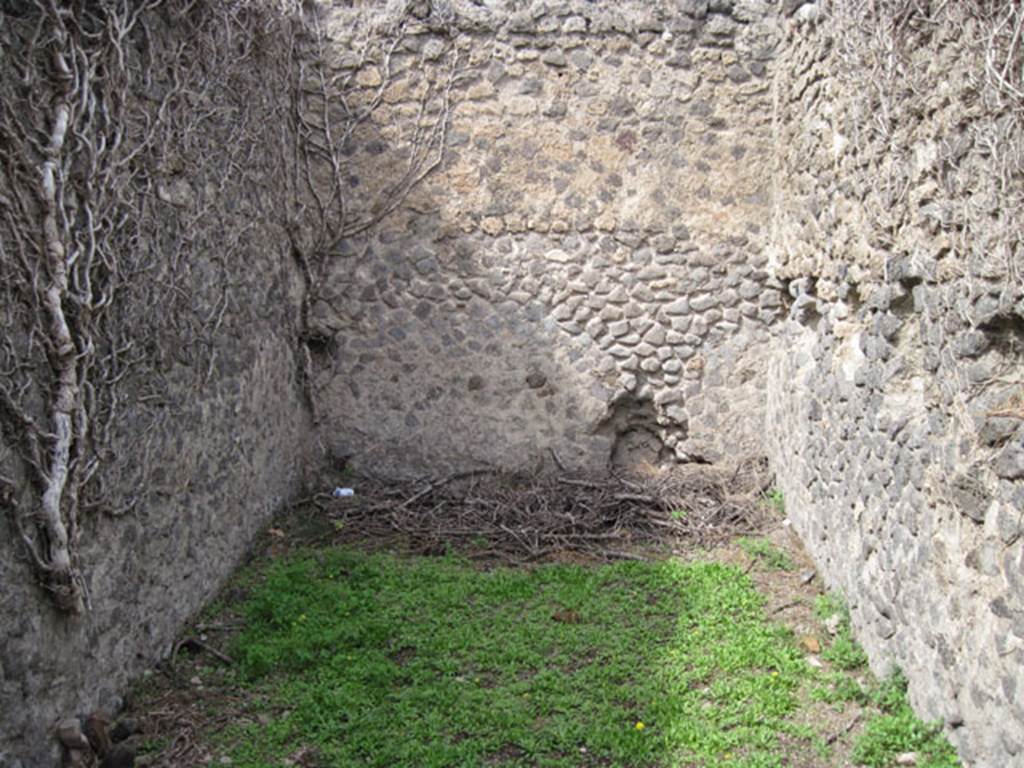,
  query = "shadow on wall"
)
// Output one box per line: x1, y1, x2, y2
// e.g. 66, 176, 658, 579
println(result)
302, 0, 786, 480
307, 198, 778, 479
309, 208, 619, 478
